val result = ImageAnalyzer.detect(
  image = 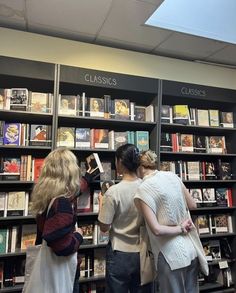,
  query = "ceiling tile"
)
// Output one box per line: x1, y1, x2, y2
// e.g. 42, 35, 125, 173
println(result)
206, 45, 236, 66
154, 32, 227, 59
0, 0, 26, 28
98, 0, 172, 49
26, 0, 112, 35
